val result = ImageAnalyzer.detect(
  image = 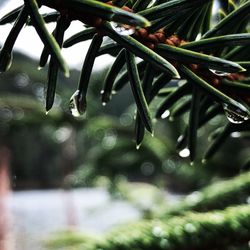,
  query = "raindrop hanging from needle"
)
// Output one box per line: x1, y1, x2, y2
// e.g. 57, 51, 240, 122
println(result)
110, 22, 135, 36
223, 103, 249, 124
69, 90, 82, 117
